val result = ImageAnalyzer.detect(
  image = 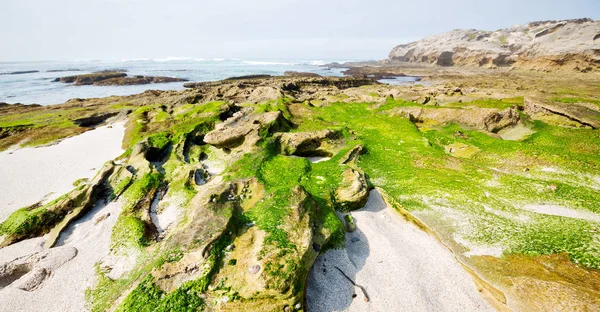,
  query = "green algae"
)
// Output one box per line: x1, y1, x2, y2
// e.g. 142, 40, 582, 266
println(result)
292, 100, 600, 269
